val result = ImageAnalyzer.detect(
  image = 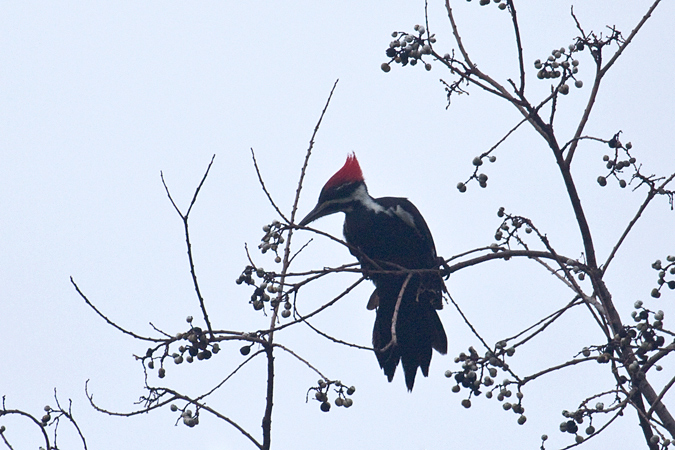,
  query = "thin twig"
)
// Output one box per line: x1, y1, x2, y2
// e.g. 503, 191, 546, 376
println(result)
196, 350, 266, 400
647, 374, 675, 420
52, 390, 88, 450
565, 0, 663, 165
446, 291, 491, 352
259, 277, 364, 336
507, 297, 583, 349
603, 173, 675, 273
559, 407, 625, 450
250, 148, 289, 223
273, 343, 330, 380
85, 381, 262, 449
260, 79, 339, 450
301, 319, 372, 351
506, 0, 526, 95
160, 155, 216, 336
521, 356, 596, 384
389, 273, 413, 350
71, 277, 159, 342
0, 405, 51, 449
